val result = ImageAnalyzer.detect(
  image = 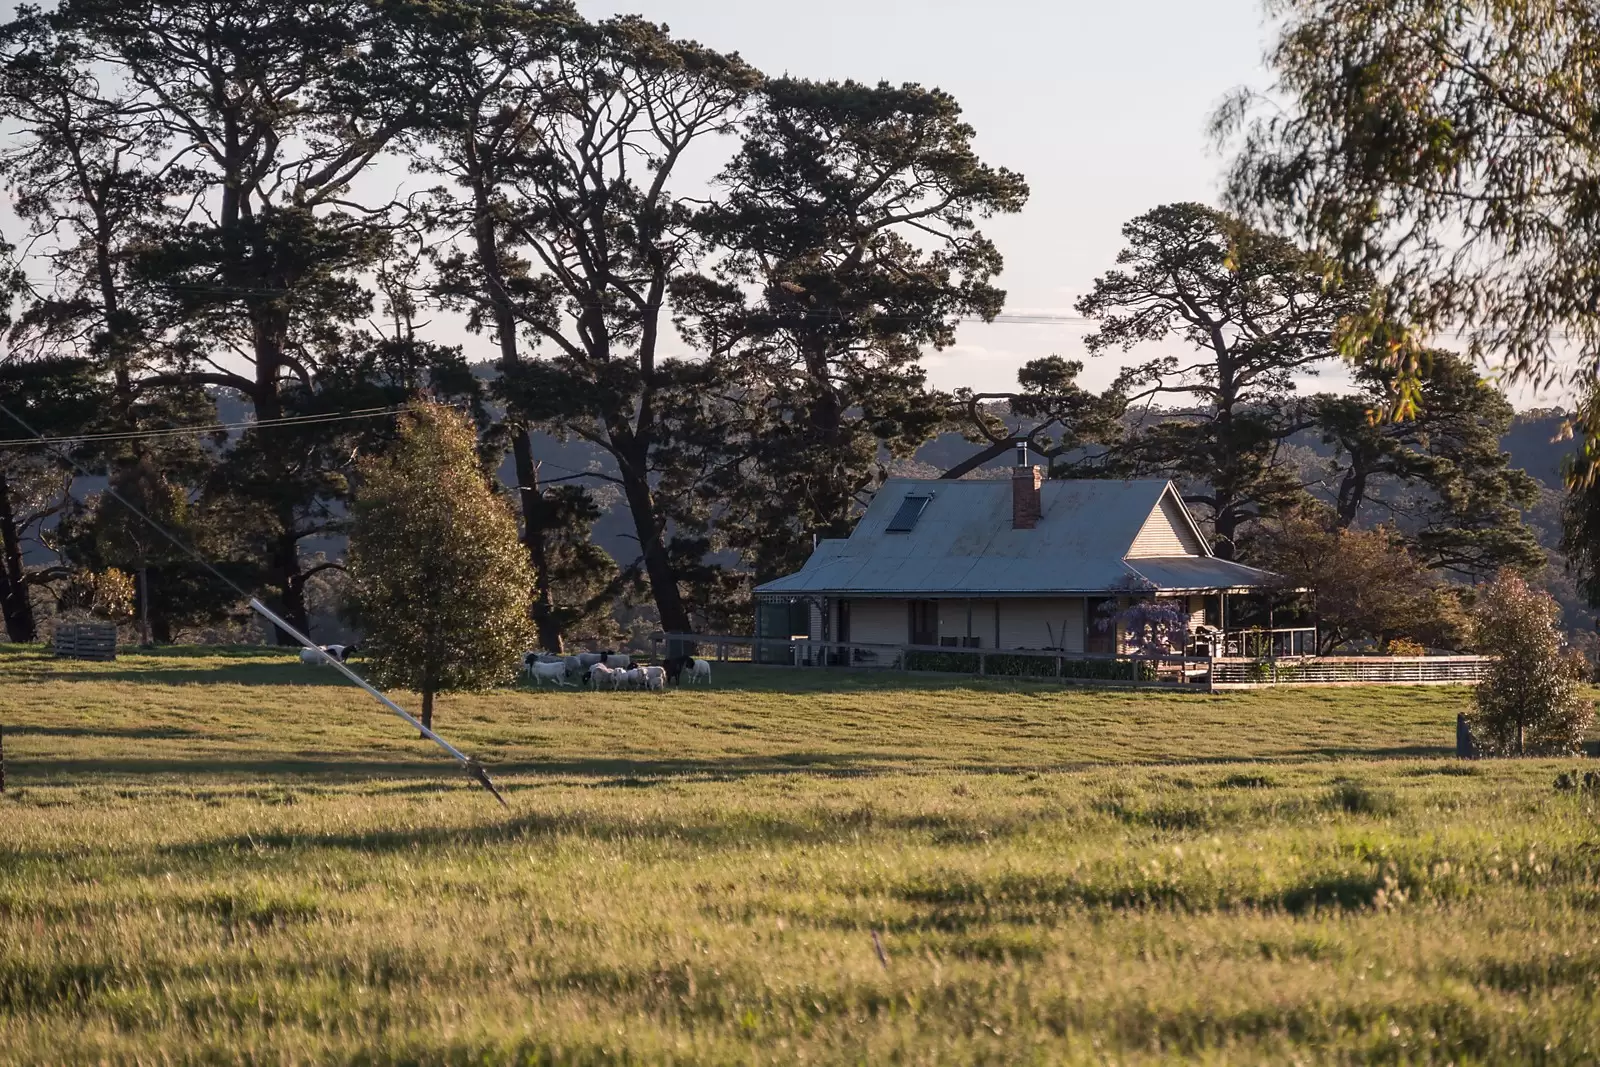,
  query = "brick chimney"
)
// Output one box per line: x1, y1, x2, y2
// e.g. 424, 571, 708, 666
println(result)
1012, 441, 1043, 530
